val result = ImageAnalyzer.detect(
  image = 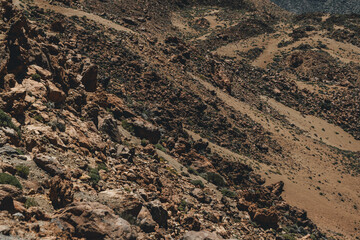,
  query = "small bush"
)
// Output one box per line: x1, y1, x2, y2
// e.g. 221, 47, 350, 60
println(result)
181, 172, 190, 177
121, 120, 134, 133
33, 114, 44, 122
187, 167, 199, 175
24, 198, 38, 208
0, 110, 20, 135
15, 165, 30, 179
154, 143, 166, 152
221, 188, 237, 198
178, 199, 188, 212
205, 172, 226, 187
141, 139, 148, 146
16, 148, 25, 155
97, 162, 108, 171
0, 173, 22, 189
31, 74, 41, 81
281, 233, 296, 240
190, 179, 204, 188
88, 168, 100, 185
